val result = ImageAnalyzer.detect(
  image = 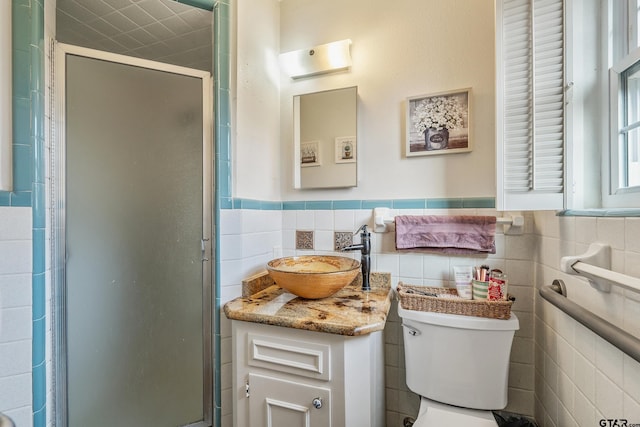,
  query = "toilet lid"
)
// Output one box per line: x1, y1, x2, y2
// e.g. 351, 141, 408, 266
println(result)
413, 405, 498, 427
